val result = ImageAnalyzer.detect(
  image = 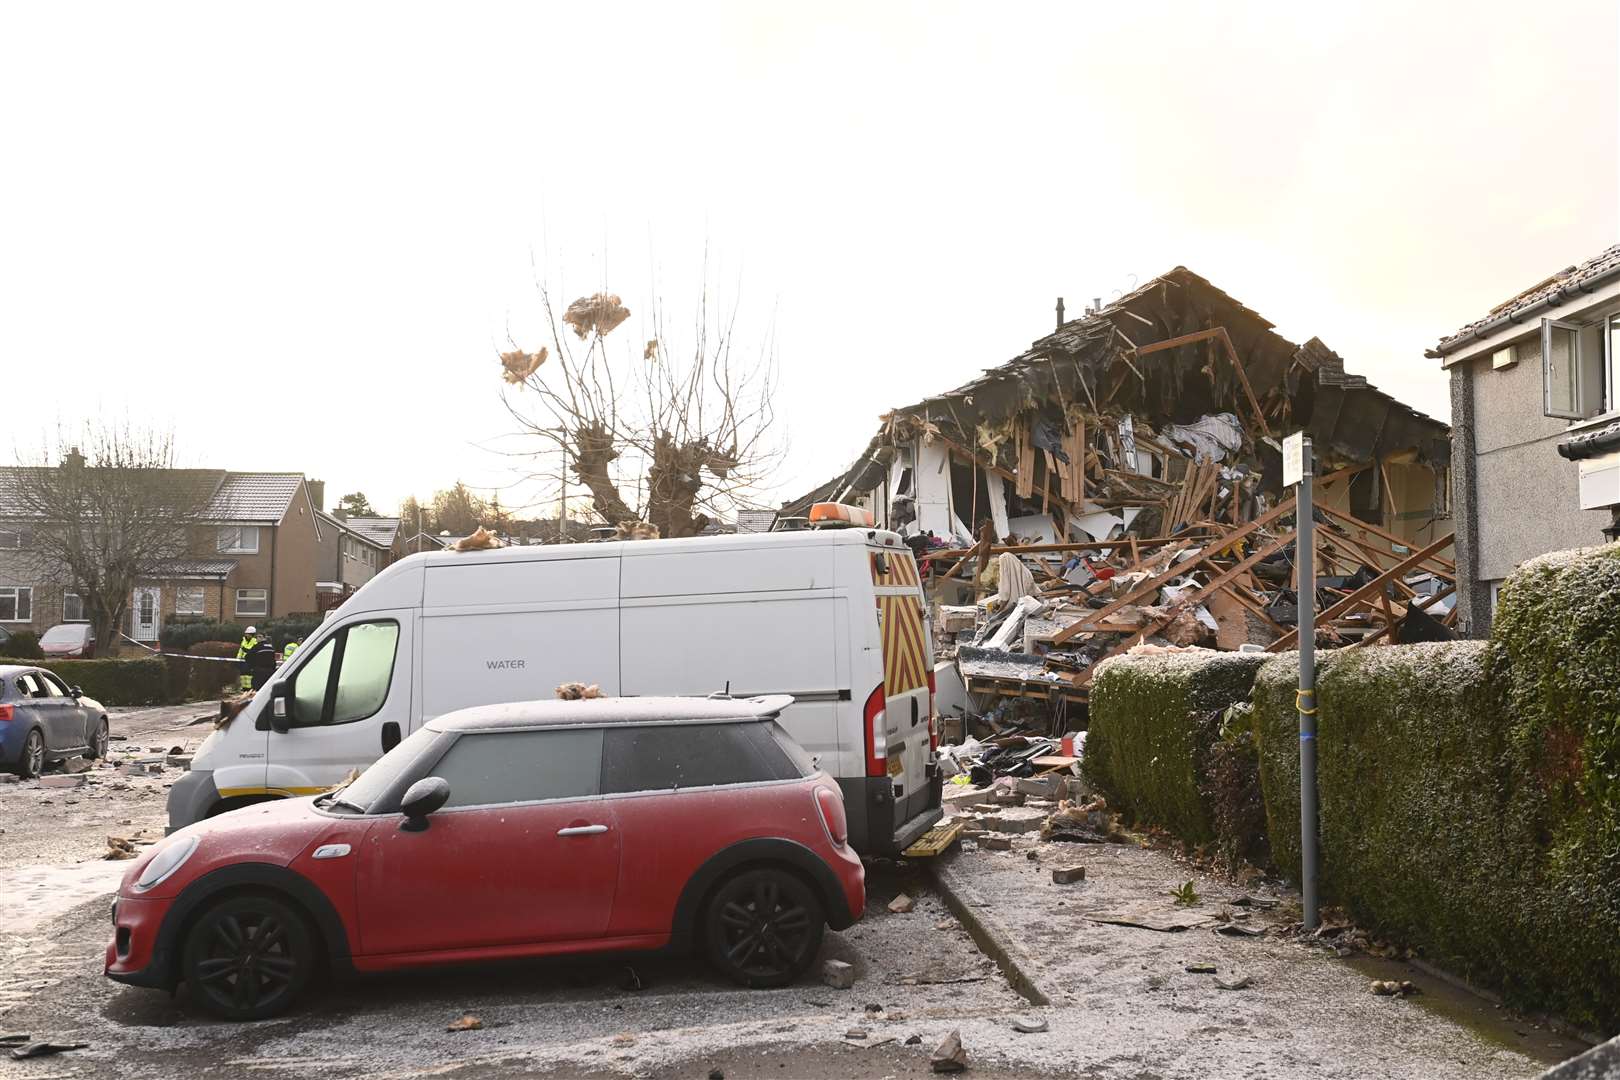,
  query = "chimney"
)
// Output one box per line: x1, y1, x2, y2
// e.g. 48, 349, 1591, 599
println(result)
307, 479, 325, 512
1055, 297, 1065, 329
1093, 296, 1102, 314
64, 446, 85, 470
